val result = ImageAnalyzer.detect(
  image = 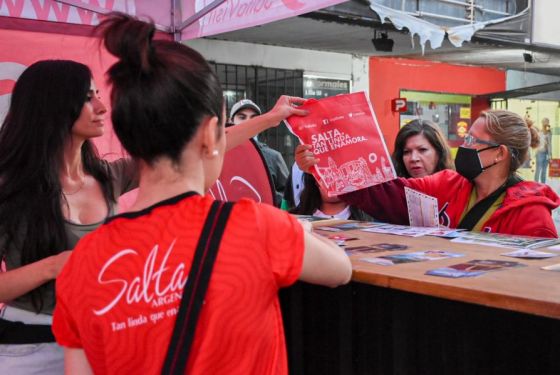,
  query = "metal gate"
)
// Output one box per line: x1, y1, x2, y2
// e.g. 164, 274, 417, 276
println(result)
210, 62, 304, 167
